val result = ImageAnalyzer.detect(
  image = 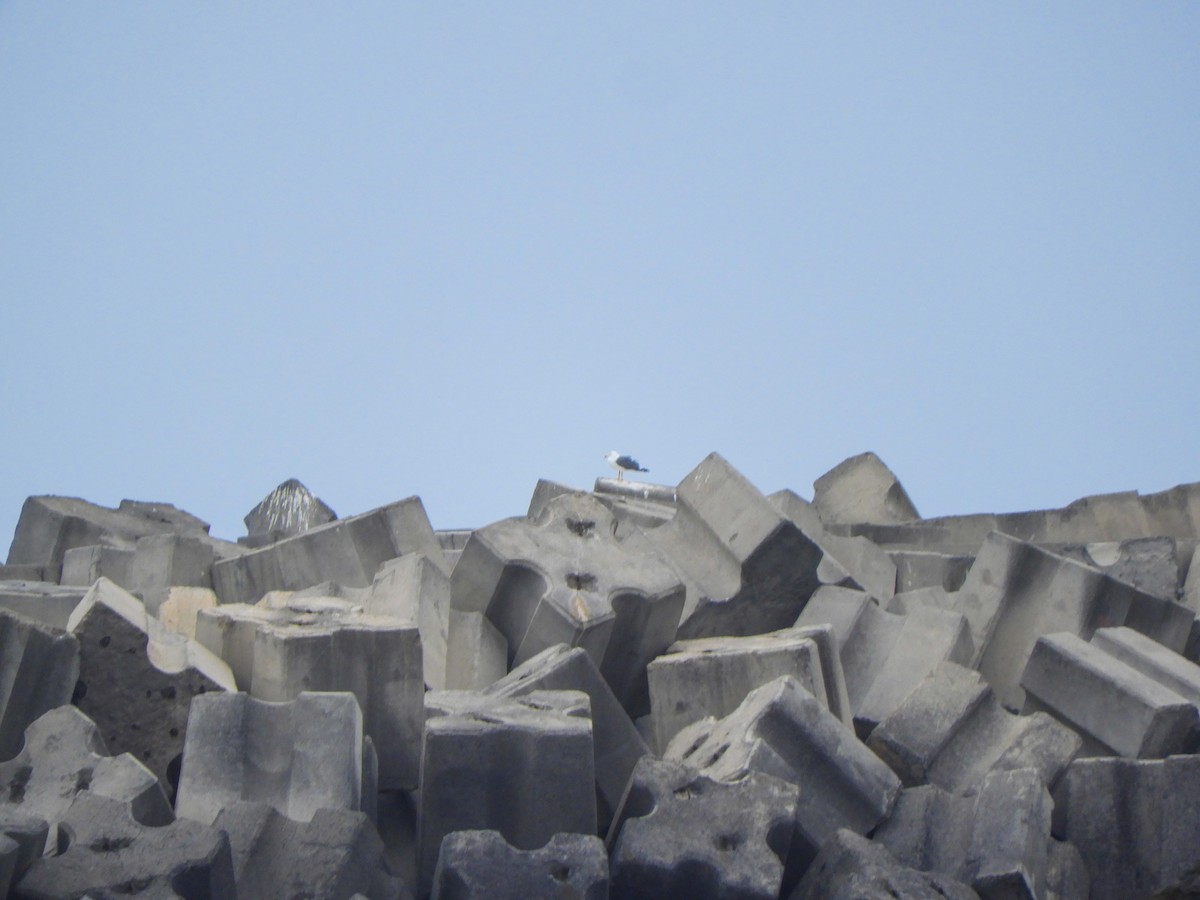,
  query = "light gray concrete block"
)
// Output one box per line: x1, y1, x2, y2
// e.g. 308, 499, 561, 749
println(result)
419, 690, 596, 896
60, 545, 134, 589
0, 582, 87, 630
444, 609, 507, 690
1090, 624, 1200, 709
607, 755, 799, 900
432, 830, 607, 900
1021, 632, 1198, 759
368, 552, 451, 690
14, 792, 234, 899
0, 610, 79, 762
811, 452, 920, 527
175, 691, 369, 827
66, 577, 236, 794
890, 550, 974, 594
